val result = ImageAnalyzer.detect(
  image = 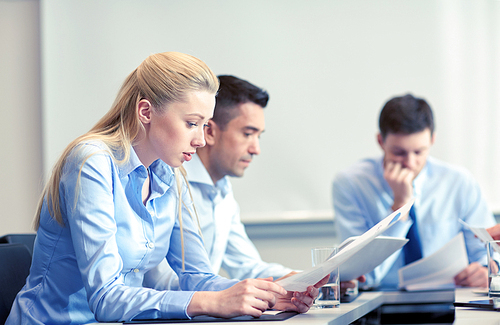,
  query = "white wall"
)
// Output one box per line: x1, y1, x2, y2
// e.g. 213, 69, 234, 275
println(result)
40, 0, 500, 224
0, 0, 42, 235
2, 0, 500, 235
